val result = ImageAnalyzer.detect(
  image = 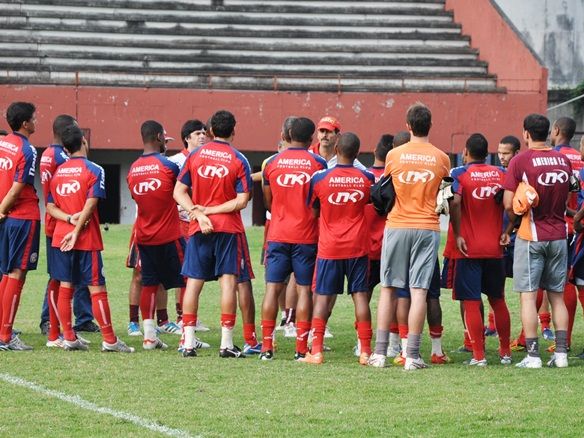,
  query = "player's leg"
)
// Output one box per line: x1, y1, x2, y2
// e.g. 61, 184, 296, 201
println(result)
483, 258, 511, 363
238, 281, 260, 354
347, 256, 372, 365
291, 243, 317, 358
283, 274, 298, 337
393, 293, 410, 365
427, 260, 449, 364
538, 290, 554, 340
128, 268, 142, 336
